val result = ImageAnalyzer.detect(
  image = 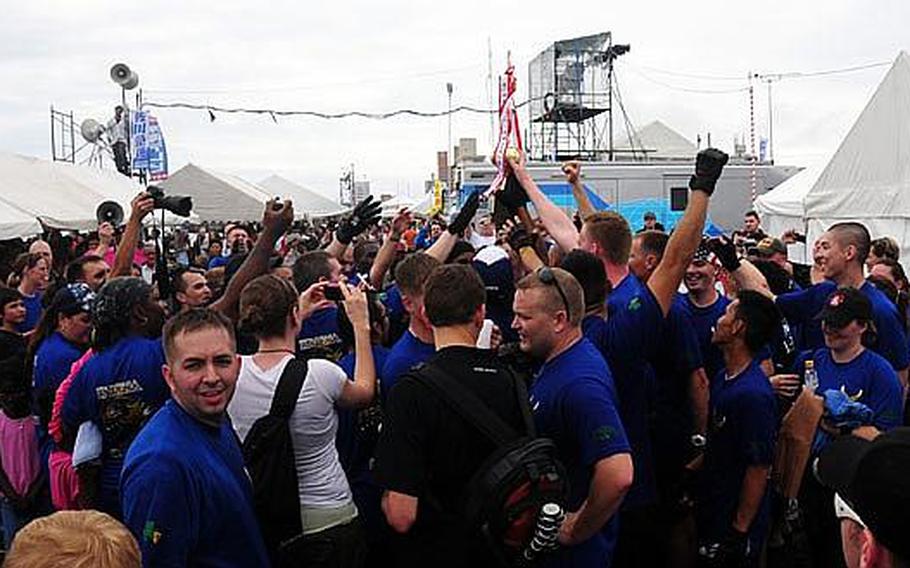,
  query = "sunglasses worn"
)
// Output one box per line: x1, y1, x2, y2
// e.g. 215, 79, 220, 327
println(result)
537, 267, 570, 316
